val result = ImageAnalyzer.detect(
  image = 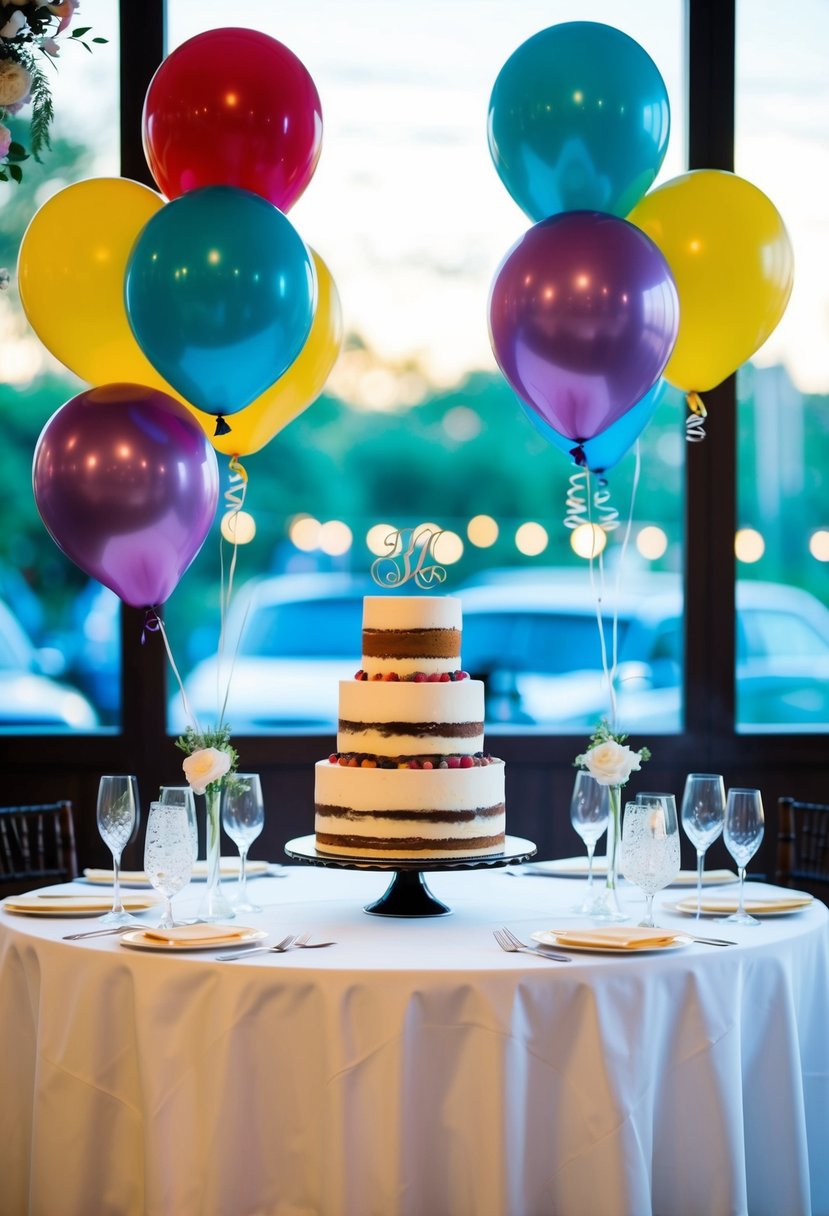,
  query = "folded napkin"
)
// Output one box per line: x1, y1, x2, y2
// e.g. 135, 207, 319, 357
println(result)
84, 869, 150, 885
5, 893, 156, 913
546, 925, 685, 950
140, 924, 252, 945
675, 893, 813, 914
